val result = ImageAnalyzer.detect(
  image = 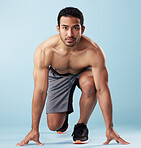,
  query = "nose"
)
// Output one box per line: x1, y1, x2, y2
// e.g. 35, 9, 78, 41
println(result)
68, 29, 73, 37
